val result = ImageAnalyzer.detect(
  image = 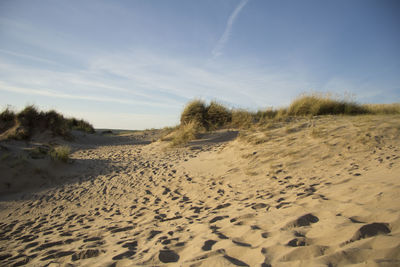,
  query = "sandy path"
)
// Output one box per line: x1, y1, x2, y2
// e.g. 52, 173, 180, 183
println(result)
1, 115, 400, 266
